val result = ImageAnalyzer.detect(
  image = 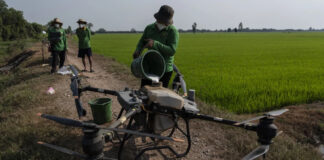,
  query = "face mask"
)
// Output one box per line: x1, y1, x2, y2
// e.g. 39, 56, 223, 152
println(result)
54, 24, 60, 28
156, 22, 167, 31
79, 24, 86, 28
